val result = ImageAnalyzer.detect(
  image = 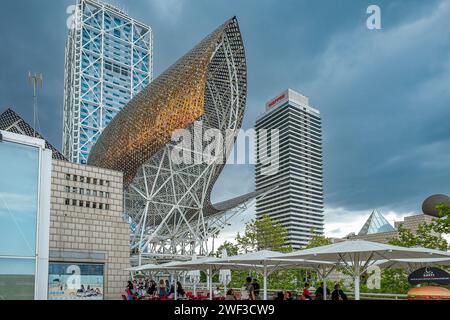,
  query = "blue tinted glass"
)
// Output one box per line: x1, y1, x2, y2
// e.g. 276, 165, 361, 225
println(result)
0, 140, 39, 256
0, 258, 35, 300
